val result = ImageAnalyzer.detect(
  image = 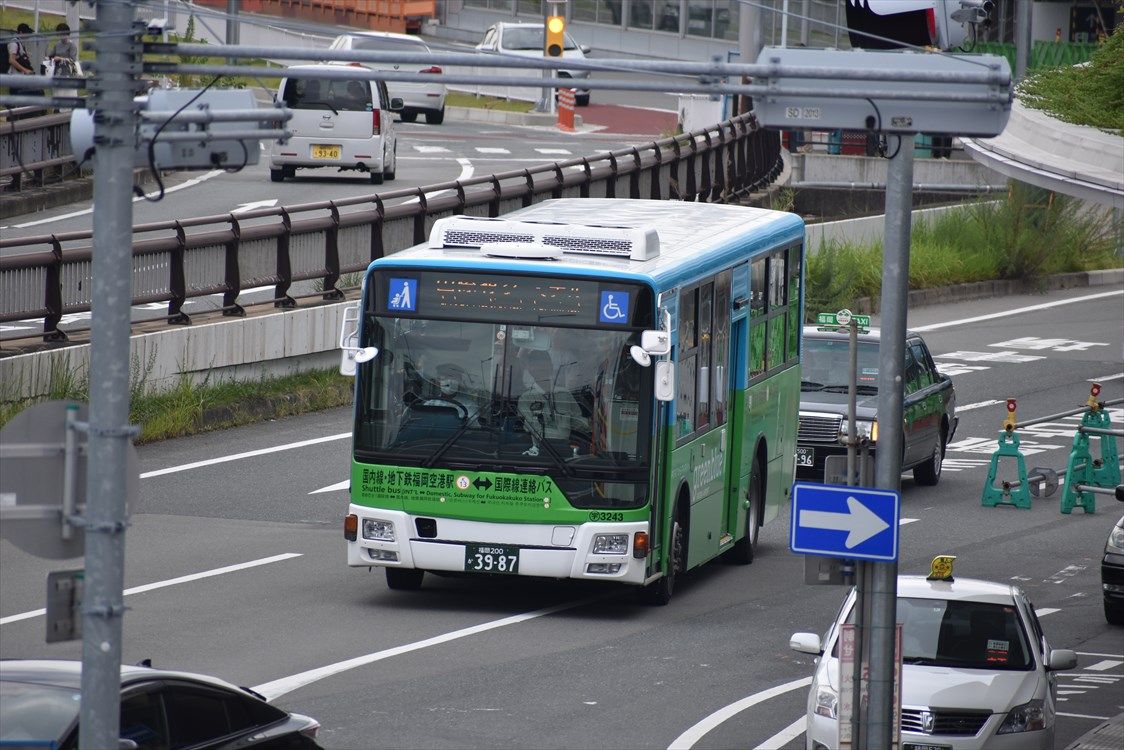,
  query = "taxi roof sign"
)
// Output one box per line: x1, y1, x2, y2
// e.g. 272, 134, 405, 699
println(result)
927, 554, 956, 582
816, 310, 871, 329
